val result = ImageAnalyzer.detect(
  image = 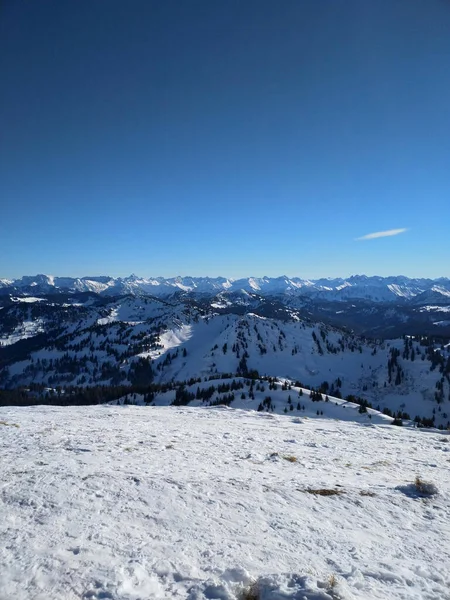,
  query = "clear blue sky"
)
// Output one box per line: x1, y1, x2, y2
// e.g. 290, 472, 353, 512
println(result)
1, 0, 449, 280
